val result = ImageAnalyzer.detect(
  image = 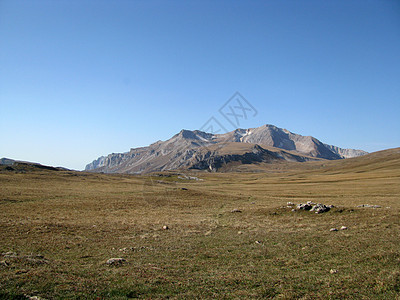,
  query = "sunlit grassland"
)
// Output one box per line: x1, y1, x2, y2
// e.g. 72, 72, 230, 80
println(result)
0, 151, 399, 299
